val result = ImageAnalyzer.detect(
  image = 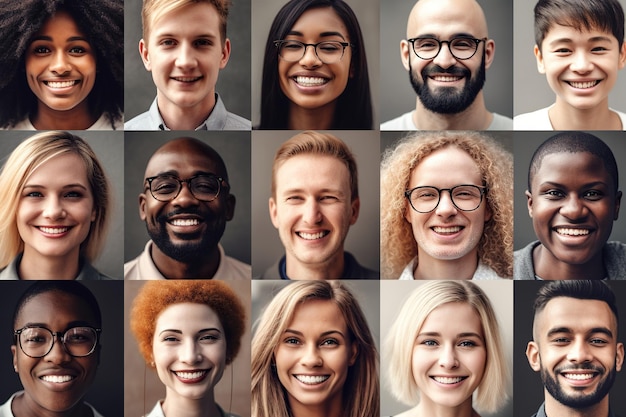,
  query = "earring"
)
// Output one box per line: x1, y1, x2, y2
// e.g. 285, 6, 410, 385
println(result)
150, 361, 155, 367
